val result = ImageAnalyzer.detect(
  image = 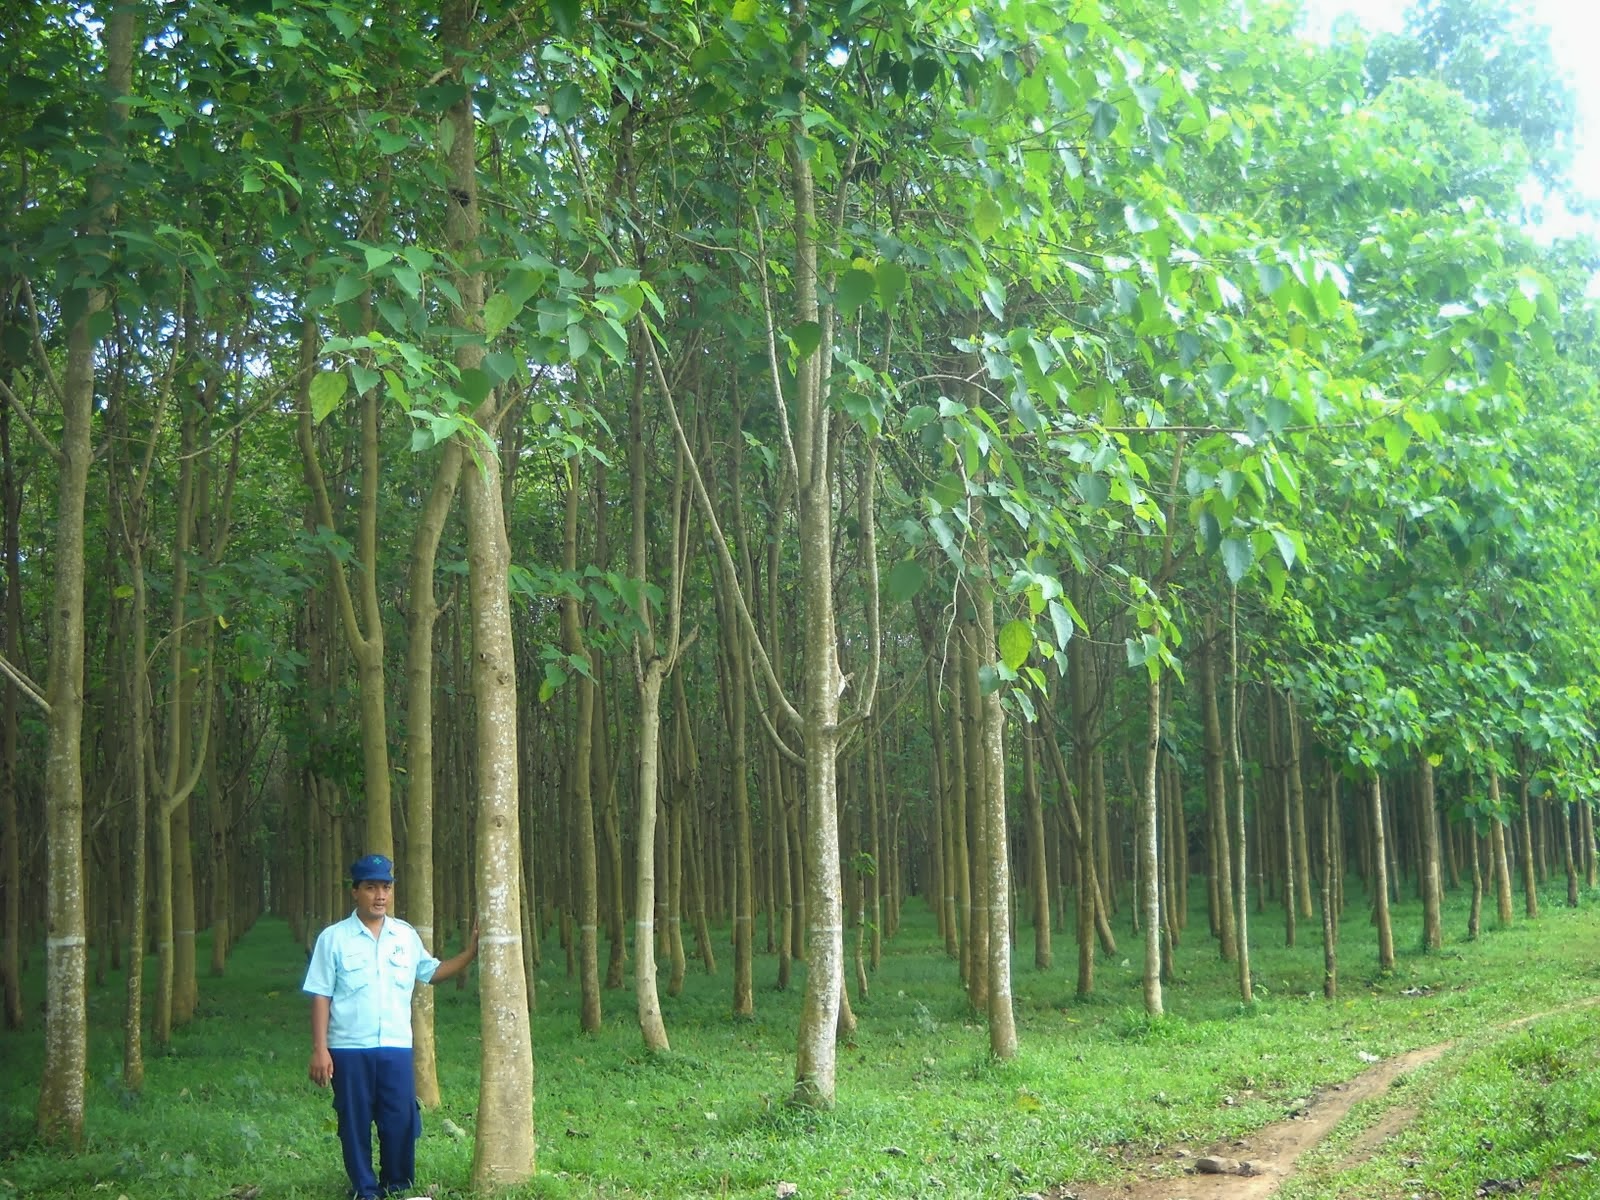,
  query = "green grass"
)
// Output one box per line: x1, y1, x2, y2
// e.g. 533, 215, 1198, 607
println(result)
5, 880, 1600, 1199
